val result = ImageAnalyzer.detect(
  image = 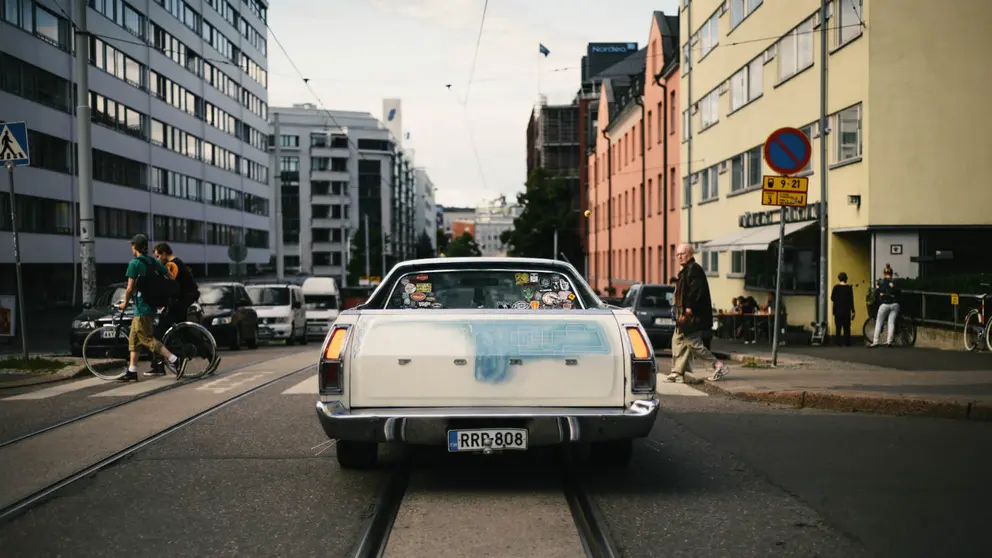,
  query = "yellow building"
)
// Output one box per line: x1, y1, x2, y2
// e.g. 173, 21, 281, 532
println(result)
679, 0, 992, 330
